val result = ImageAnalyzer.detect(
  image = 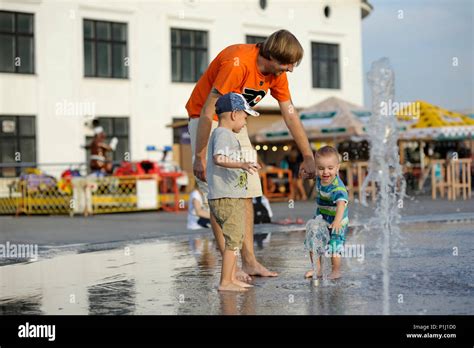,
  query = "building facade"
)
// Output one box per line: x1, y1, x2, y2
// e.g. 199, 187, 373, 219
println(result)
0, 0, 372, 177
